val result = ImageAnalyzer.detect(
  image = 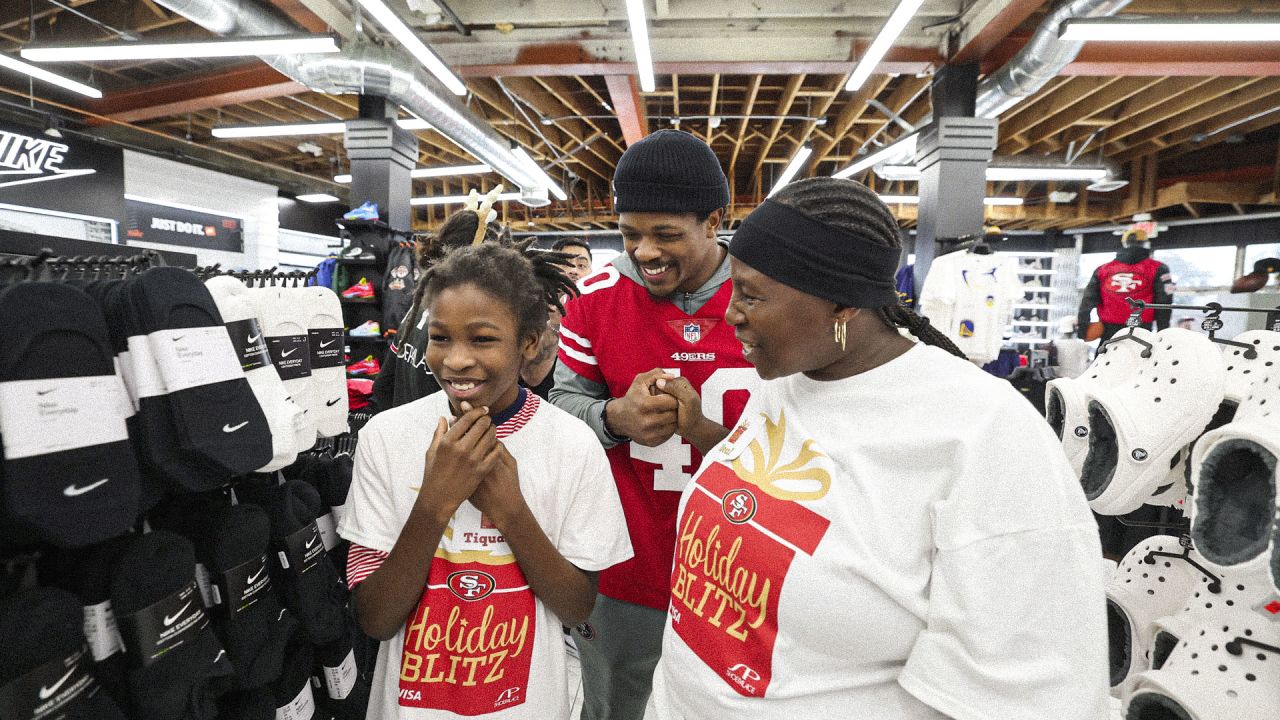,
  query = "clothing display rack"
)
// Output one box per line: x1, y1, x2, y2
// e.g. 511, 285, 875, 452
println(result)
0, 228, 198, 269
195, 263, 319, 287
